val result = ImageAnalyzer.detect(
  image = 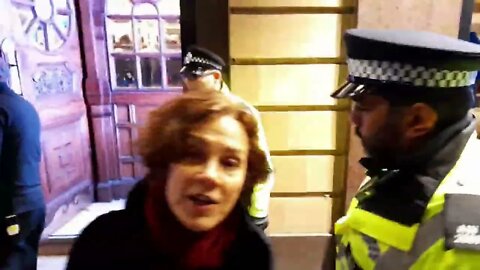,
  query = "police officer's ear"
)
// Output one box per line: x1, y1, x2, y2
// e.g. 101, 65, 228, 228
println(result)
212, 70, 222, 81
403, 103, 438, 140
